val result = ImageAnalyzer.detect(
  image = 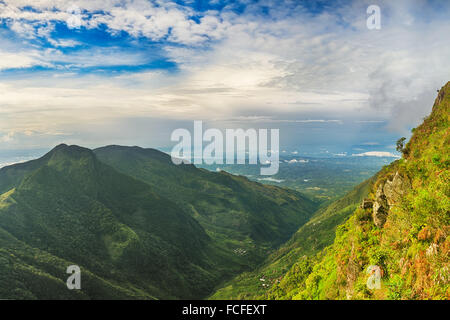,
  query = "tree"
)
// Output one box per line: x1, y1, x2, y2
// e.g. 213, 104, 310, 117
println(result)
396, 137, 407, 154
